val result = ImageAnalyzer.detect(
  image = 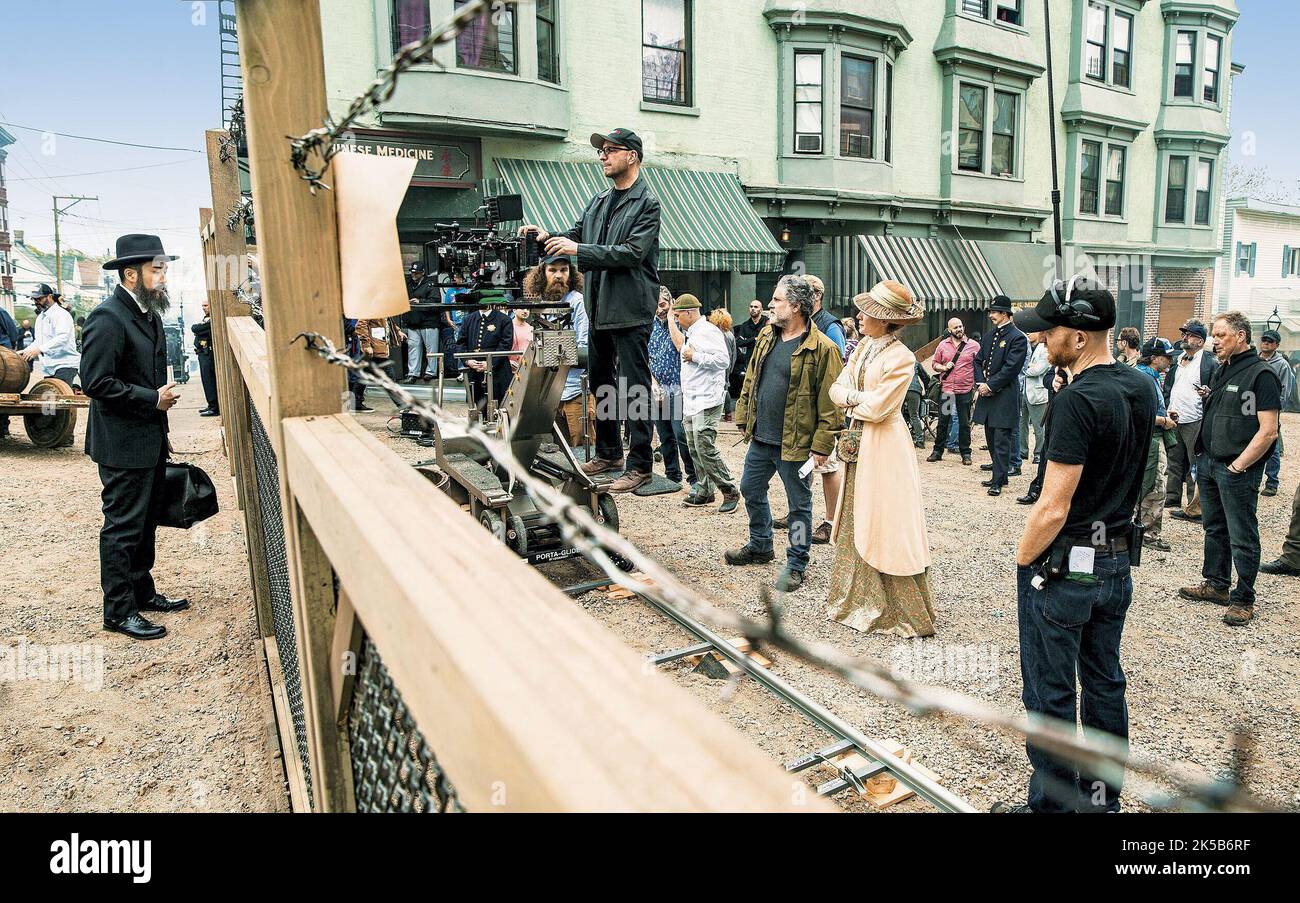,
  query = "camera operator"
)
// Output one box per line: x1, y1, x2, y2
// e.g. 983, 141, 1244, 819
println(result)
518, 127, 662, 494
999, 279, 1155, 814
